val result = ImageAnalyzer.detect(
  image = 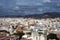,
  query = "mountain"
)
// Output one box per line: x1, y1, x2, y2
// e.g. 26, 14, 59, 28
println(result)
25, 12, 60, 18
0, 11, 60, 18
